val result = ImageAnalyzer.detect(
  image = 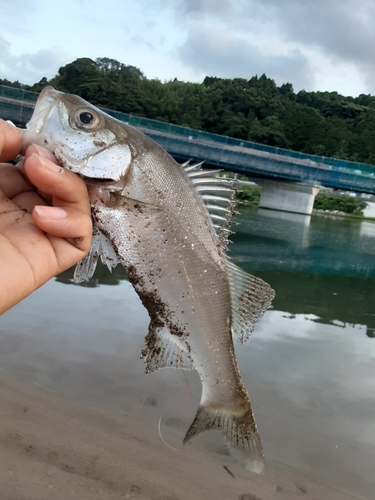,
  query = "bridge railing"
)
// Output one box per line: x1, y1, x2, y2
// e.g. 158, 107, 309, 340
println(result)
0, 85, 38, 103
